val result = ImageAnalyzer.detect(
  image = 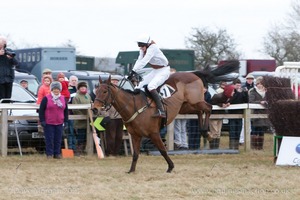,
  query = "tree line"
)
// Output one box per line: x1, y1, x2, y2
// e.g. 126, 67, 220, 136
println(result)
185, 0, 300, 68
